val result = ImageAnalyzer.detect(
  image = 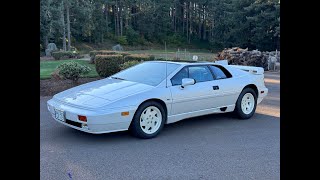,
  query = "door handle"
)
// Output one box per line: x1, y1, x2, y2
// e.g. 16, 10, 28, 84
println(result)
213, 86, 219, 90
